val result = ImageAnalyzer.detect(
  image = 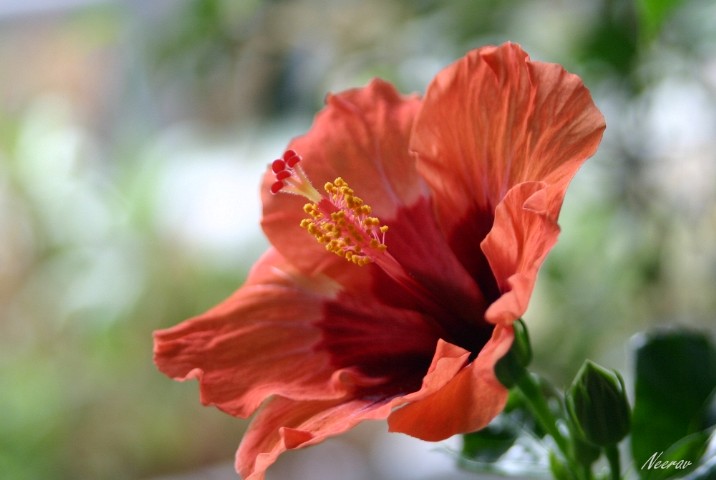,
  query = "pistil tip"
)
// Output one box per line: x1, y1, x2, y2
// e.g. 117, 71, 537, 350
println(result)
271, 159, 286, 173
268, 150, 321, 201
270, 181, 285, 194
283, 150, 301, 167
